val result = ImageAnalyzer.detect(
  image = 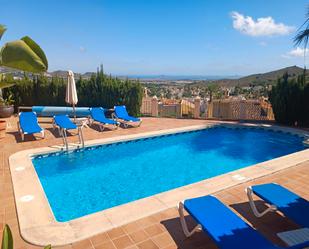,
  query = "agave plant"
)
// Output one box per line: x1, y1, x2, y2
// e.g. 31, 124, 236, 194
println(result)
0, 24, 48, 92
1, 224, 51, 249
